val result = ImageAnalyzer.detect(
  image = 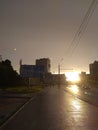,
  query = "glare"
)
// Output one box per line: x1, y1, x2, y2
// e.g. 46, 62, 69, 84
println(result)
72, 100, 81, 110
65, 71, 80, 82
69, 85, 79, 94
